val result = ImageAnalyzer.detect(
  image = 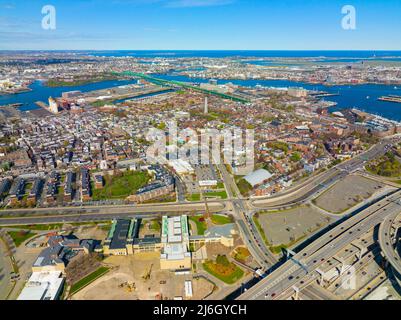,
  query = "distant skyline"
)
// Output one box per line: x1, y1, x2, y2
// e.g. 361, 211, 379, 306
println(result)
1, 0, 401, 50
